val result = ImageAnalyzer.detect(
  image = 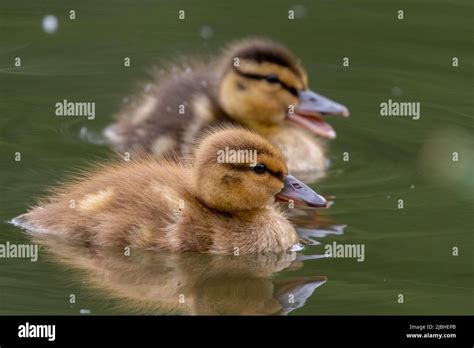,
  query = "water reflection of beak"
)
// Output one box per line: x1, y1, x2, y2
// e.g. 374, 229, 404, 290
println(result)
274, 276, 327, 315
